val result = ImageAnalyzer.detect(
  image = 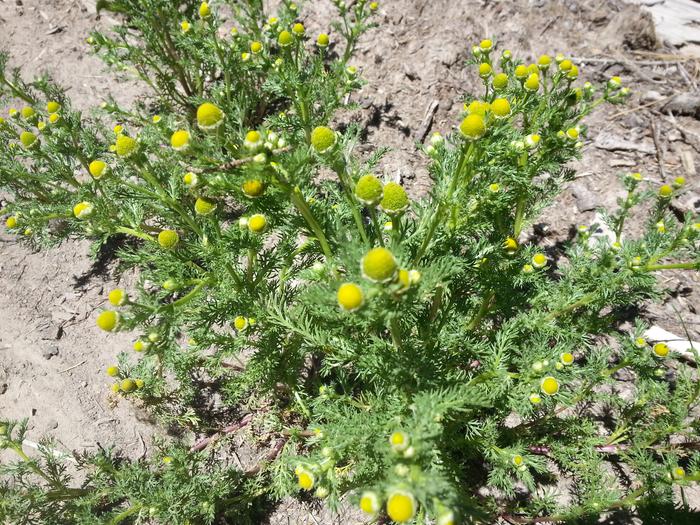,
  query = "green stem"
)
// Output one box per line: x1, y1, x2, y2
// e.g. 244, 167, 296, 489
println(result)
645, 262, 699, 271
170, 279, 209, 308
614, 189, 635, 243
0, 75, 36, 105
115, 226, 156, 243
544, 292, 597, 321
247, 247, 256, 283
413, 142, 474, 265
289, 187, 333, 259
466, 291, 495, 331
336, 166, 369, 245
11, 445, 62, 490
368, 207, 384, 247
513, 195, 527, 238
602, 360, 632, 377
109, 503, 144, 525
139, 169, 204, 237
389, 318, 403, 351
225, 261, 245, 291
